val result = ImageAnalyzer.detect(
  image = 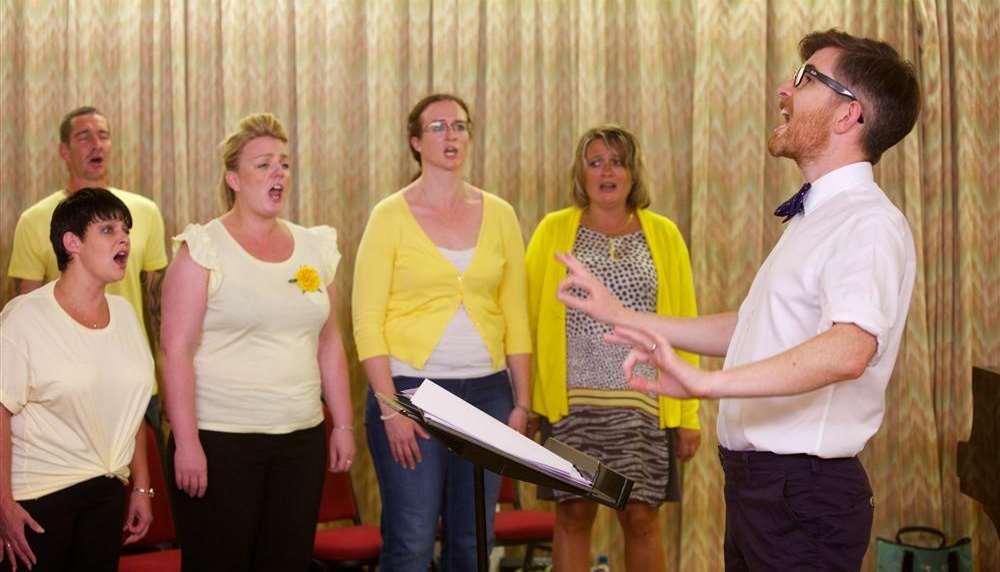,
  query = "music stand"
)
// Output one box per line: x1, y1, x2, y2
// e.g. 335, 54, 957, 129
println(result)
380, 392, 634, 572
